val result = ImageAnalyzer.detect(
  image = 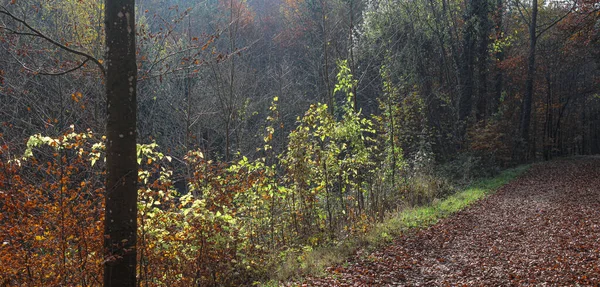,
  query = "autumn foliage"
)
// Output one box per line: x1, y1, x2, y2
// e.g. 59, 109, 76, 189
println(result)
0, 131, 104, 286
0, 128, 260, 286
1, 0, 599, 284
0, 63, 427, 285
